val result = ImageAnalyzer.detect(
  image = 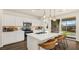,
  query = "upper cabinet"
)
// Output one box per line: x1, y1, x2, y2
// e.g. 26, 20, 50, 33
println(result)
2, 14, 17, 26
16, 16, 23, 26
2, 14, 43, 31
